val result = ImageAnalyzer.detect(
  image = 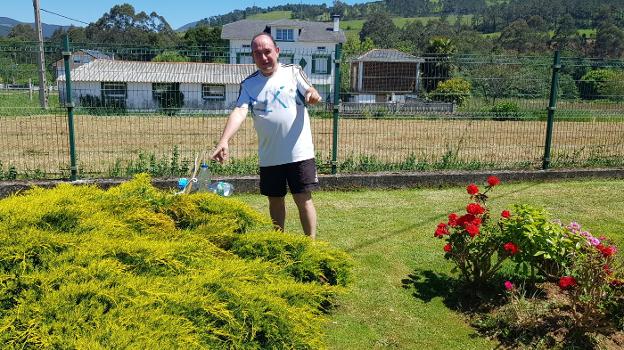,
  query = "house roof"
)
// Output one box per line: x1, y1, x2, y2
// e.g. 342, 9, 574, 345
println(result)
221, 19, 346, 43
57, 59, 257, 84
81, 49, 113, 60
352, 49, 424, 63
